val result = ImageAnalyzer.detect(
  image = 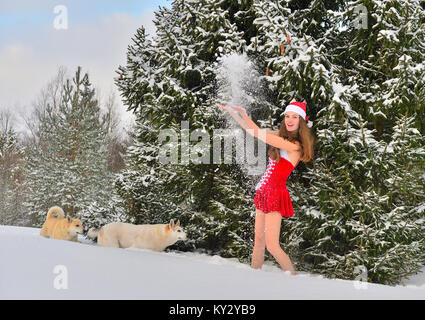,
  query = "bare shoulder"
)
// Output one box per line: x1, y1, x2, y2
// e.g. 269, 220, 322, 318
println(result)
290, 140, 302, 153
